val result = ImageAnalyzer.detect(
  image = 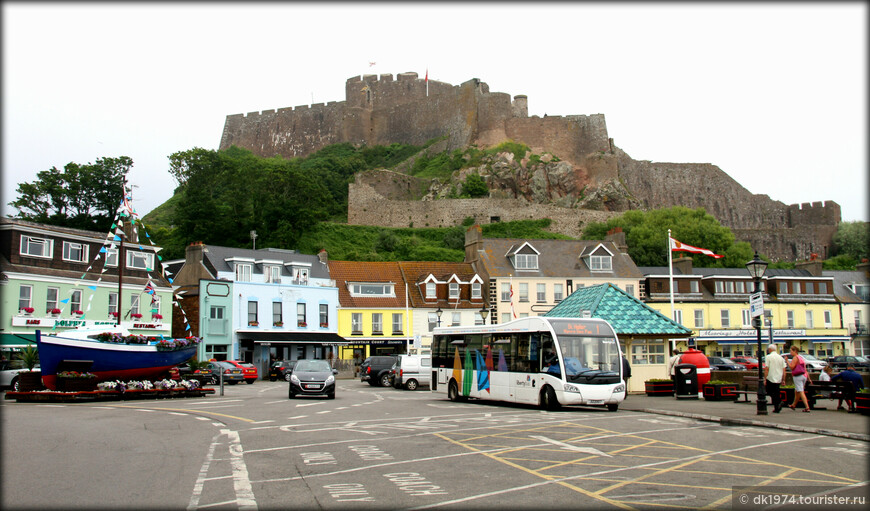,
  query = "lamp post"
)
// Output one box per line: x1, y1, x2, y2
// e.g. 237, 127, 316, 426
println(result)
746, 251, 768, 415
435, 306, 443, 327
479, 304, 489, 325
